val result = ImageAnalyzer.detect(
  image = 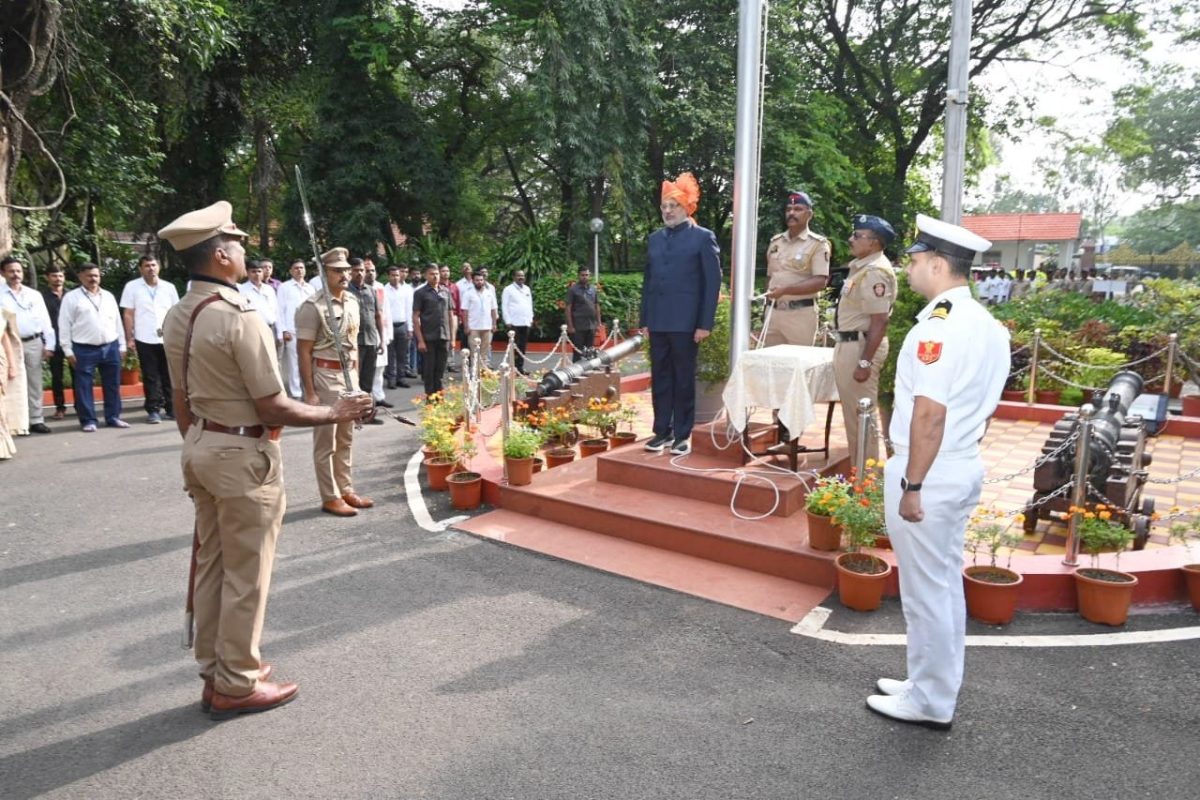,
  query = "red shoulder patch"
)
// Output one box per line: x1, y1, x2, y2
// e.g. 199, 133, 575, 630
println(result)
917, 340, 943, 365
